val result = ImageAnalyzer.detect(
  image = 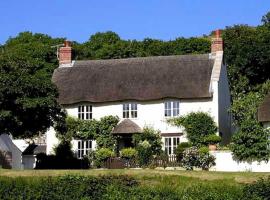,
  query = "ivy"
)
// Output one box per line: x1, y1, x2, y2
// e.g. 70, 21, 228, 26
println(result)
56, 115, 119, 150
